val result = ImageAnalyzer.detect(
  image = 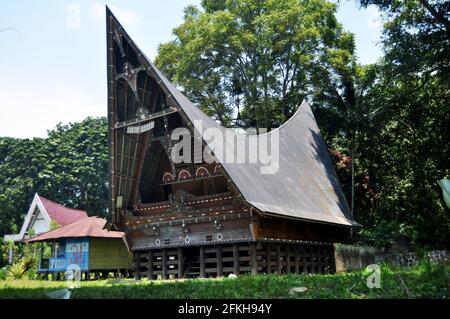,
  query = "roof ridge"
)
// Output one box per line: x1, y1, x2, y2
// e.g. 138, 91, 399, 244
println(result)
87, 216, 99, 236
38, 195, 87, 212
